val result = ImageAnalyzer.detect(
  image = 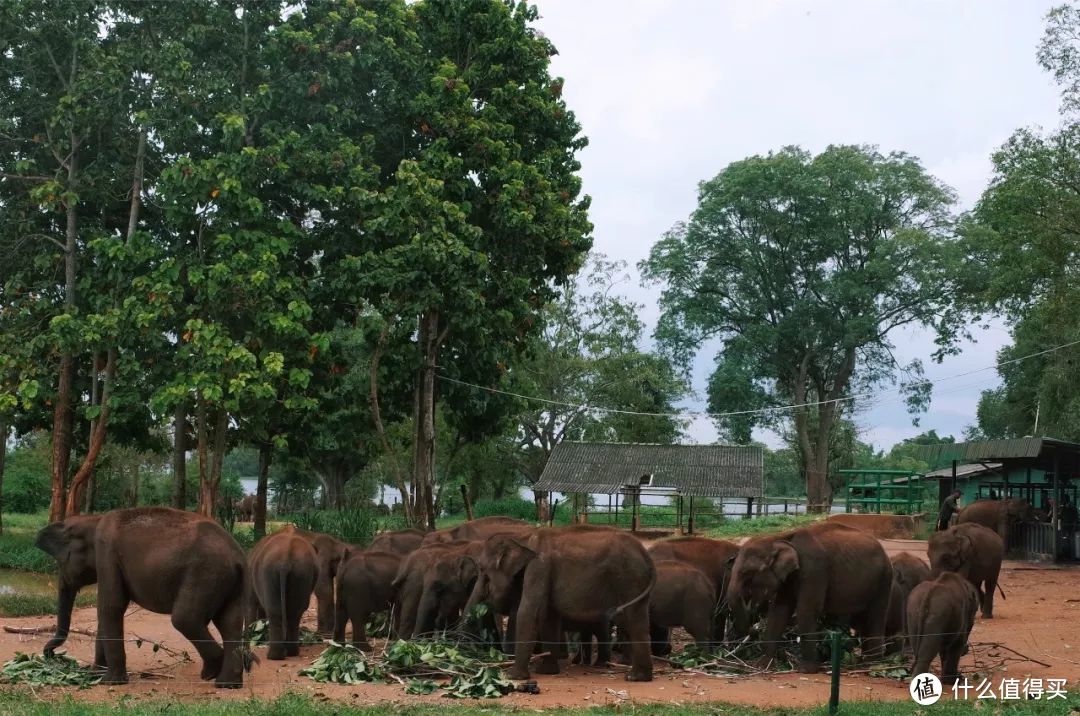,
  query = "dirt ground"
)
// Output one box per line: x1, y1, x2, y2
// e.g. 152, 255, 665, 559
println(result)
1, 538, 1078, 709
